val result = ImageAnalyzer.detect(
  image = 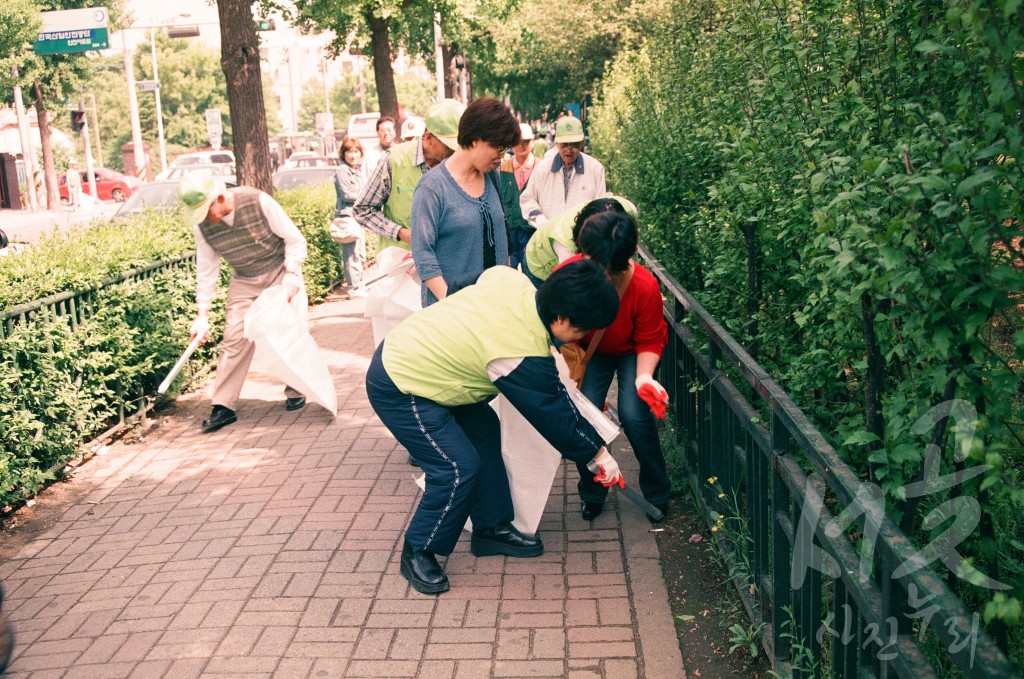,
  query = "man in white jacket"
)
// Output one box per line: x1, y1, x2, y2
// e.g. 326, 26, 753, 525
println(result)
519, 116, 606, 227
